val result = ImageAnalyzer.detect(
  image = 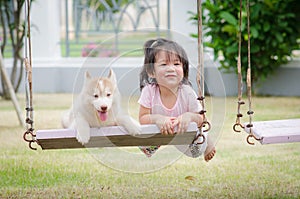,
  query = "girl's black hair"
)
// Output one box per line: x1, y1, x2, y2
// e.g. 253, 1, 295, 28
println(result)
139, 38, 191, 90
